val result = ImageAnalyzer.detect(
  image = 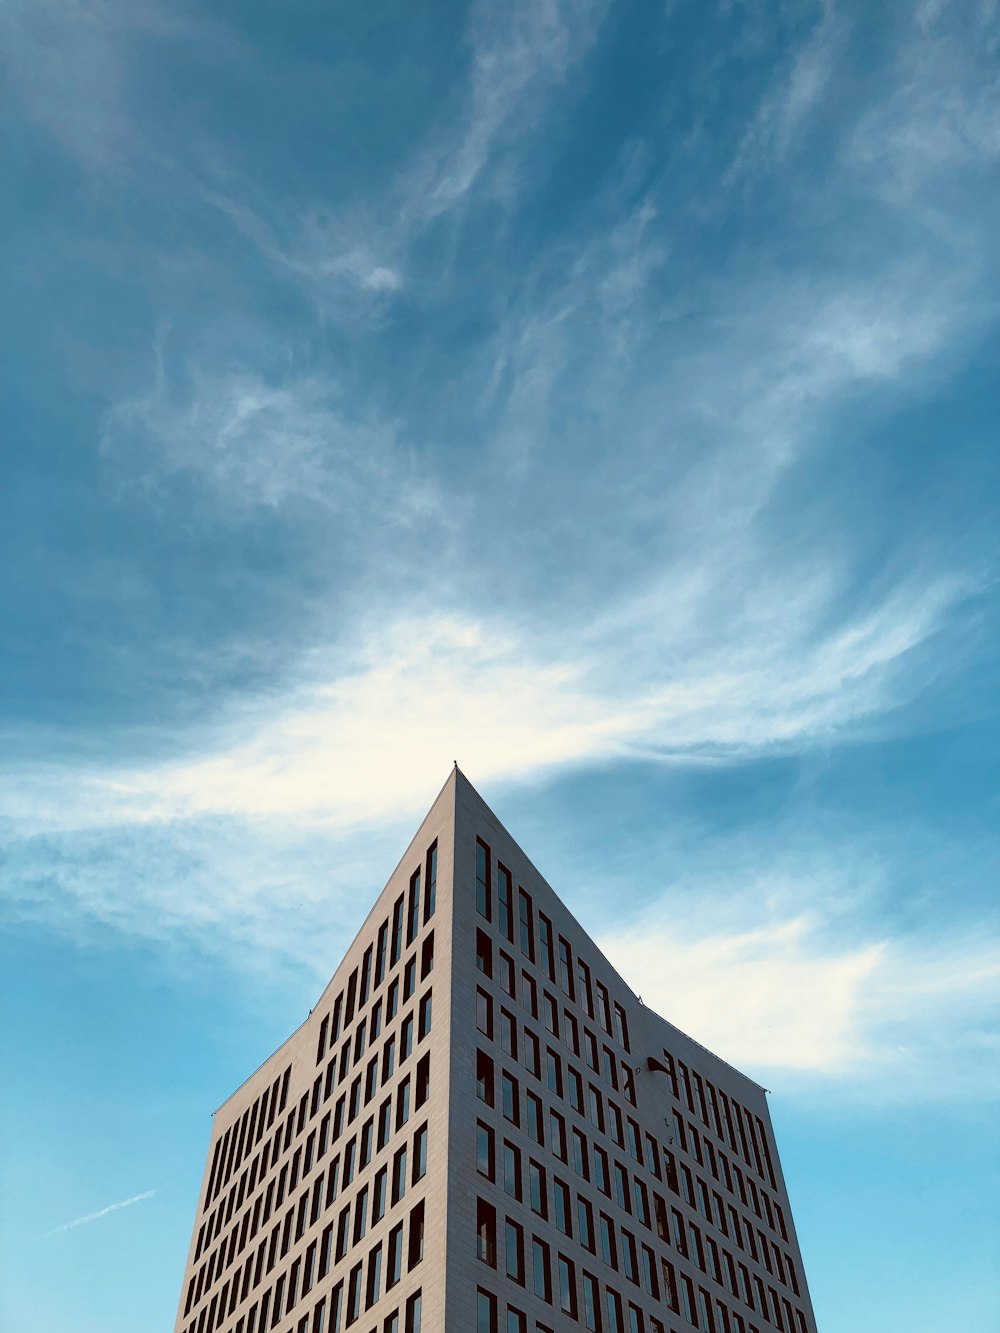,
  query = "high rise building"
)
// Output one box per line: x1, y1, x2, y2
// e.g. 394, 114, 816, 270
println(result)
174, 769, 817, 1333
